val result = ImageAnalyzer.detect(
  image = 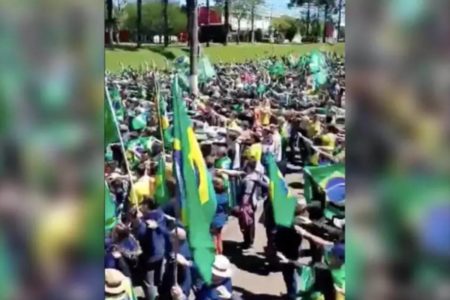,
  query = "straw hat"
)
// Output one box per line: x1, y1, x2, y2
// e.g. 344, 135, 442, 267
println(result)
212, 255, 232, 278
105, 268, 127, 296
